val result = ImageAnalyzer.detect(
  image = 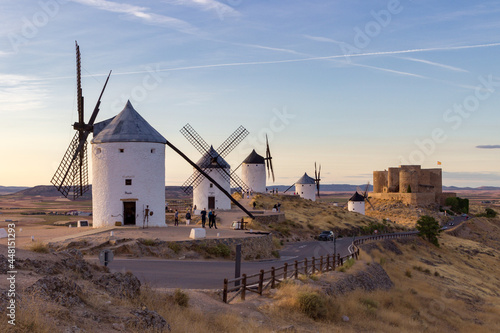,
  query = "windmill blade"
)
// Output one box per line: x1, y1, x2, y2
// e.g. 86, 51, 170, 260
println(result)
268, 157, 275, 182
363, 181, 370, 198
365, 197, 375, 210
75, 41, 84, 131
216, 125, 249, 158
231, 161, 244, 176
180, 124, 211, 156
284, 183, 295, 193
314, 162, 317, 181
51, 133, 89, 198
87, 70, 112, 127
